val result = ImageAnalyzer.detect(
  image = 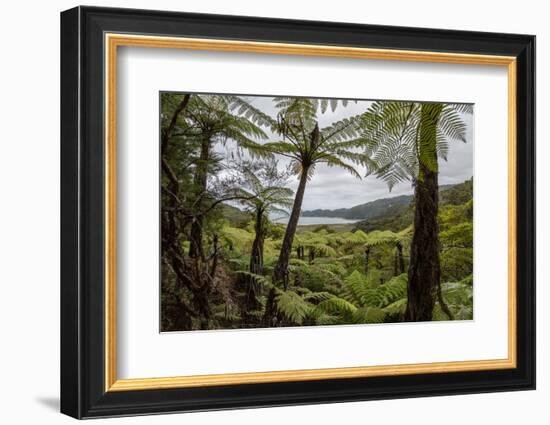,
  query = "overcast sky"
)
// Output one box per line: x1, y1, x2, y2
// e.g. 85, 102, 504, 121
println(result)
216, 95, 473, 211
